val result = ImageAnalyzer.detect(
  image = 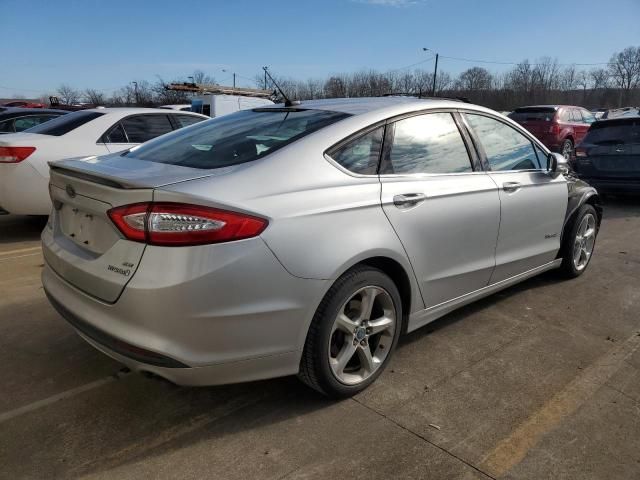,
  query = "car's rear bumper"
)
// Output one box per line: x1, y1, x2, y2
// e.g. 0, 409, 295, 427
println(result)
577, 177, 640, 194
0, 162, 51, 215
41, 238, 330, 386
